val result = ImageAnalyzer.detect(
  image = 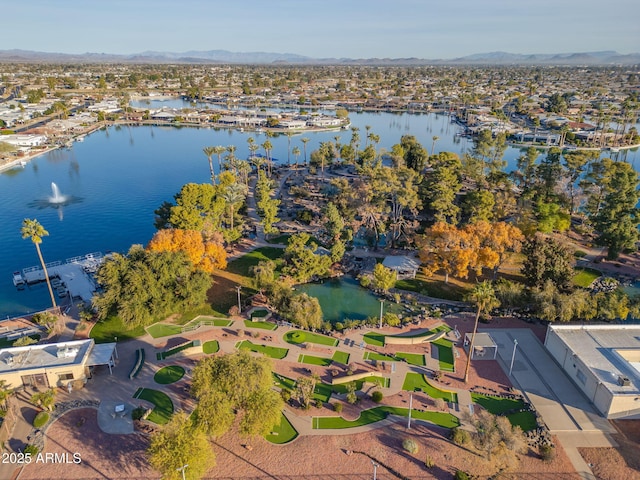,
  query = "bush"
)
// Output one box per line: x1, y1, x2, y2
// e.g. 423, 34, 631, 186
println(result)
132, 407, 146, 421
424, 455, 435, 468
371, 391, 383, 403
333, 402, 343, 413
451, 427, 470, 446
539, 443, 556, 462
315, 399, 323, 408
280, 390, 291, 402
454, 471, 470, 480
24, 445, 39, 455
346, 392, 358, 404
402, 438, 419, 454
33, 411, 49, 428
